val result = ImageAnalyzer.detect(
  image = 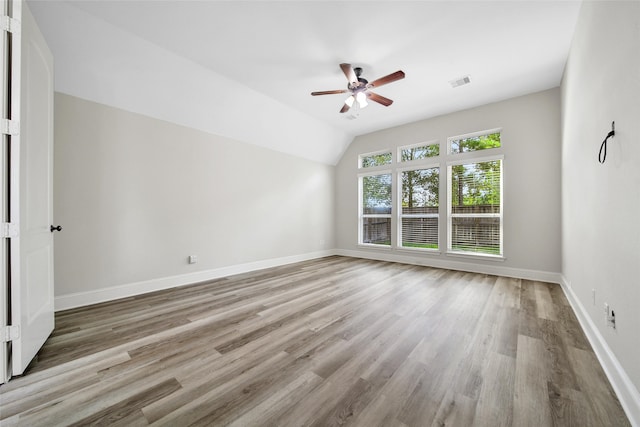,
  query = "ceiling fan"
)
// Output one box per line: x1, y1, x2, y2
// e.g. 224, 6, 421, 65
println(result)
311, 63, 405, 114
